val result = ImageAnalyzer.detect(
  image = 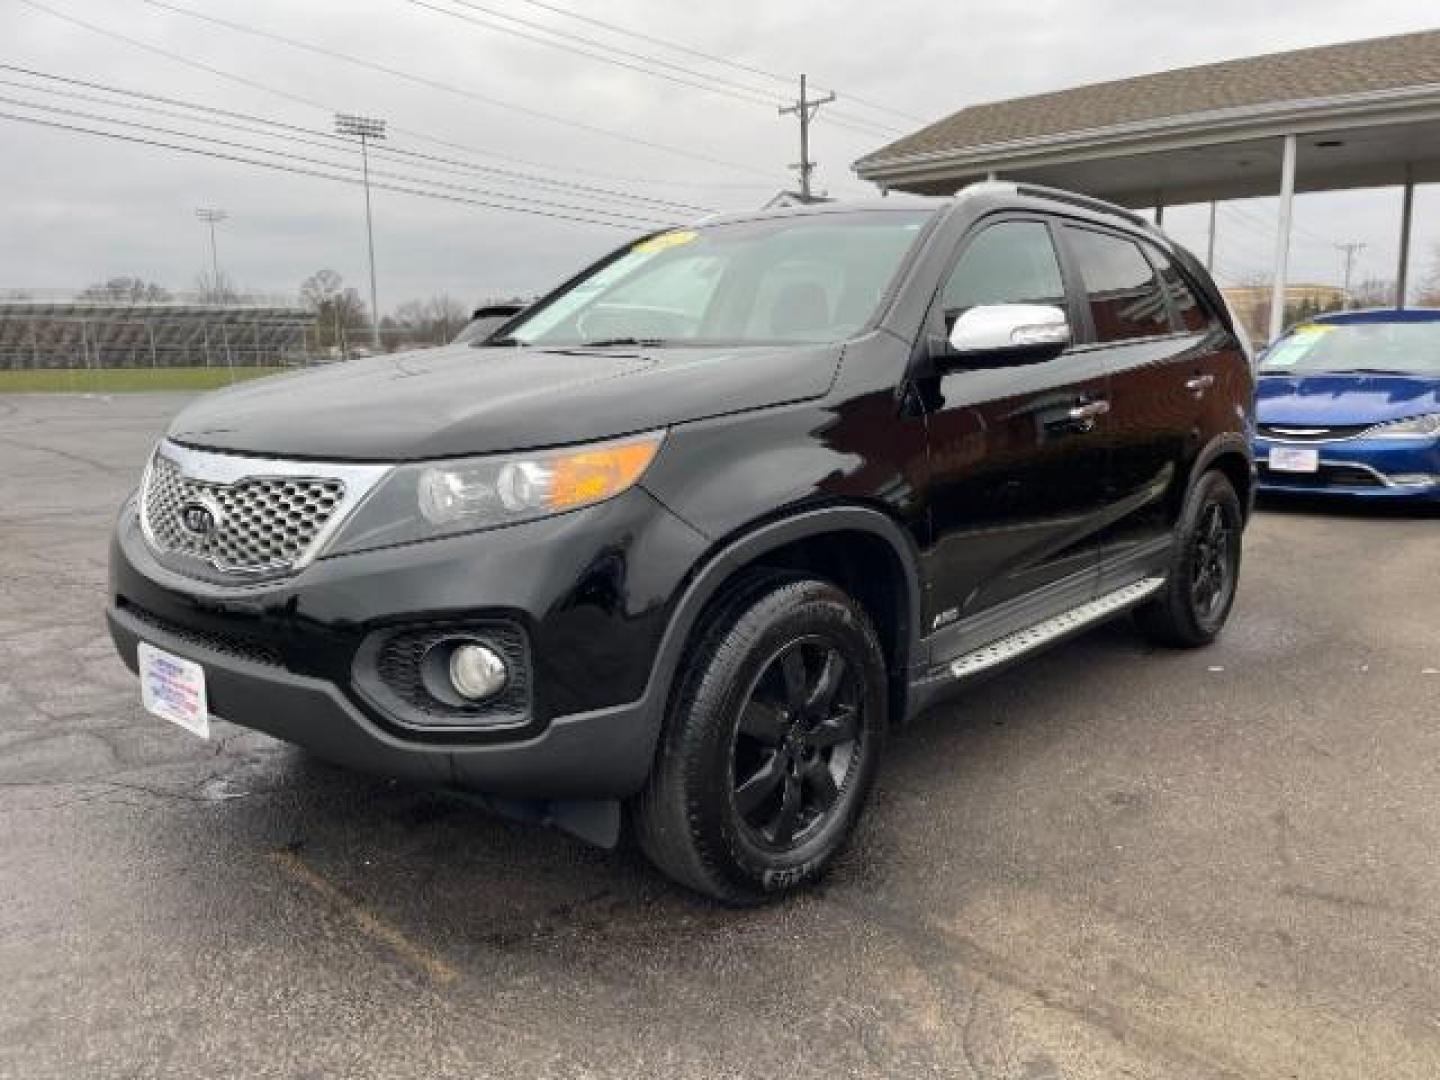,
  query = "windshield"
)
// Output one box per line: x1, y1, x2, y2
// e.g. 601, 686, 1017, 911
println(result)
1260, 319, 1440, 376
506, 209, 935, 348
453, 314, 517, 345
